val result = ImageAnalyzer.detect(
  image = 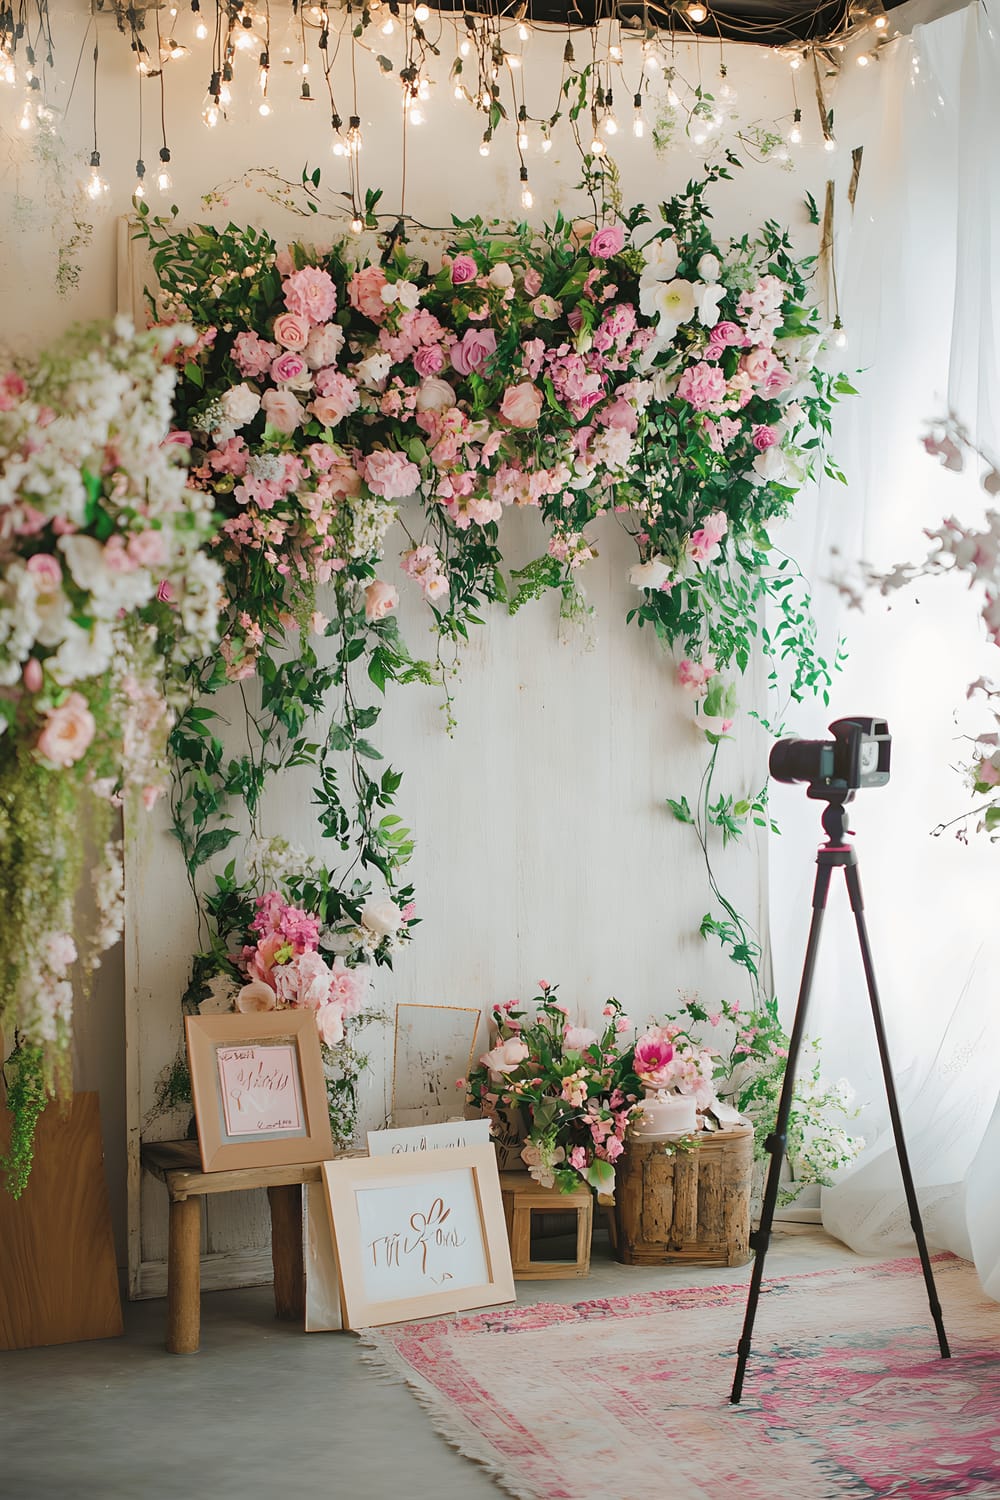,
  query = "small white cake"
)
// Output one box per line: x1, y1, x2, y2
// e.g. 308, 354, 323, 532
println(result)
632, 1091, 698, 1139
